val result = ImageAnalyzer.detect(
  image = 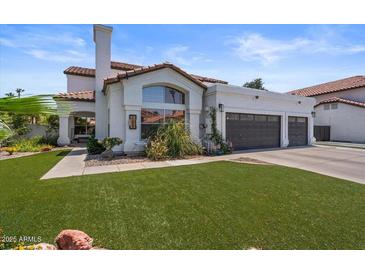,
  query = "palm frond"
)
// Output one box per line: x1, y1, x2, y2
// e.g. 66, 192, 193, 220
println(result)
0, 119, 13, 144
0, 95, 56, 115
